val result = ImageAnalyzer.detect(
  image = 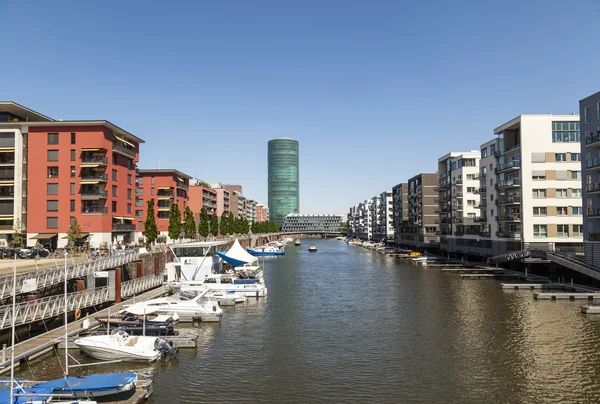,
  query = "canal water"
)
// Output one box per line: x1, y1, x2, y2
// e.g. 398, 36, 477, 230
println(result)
20, 239, 600, 403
